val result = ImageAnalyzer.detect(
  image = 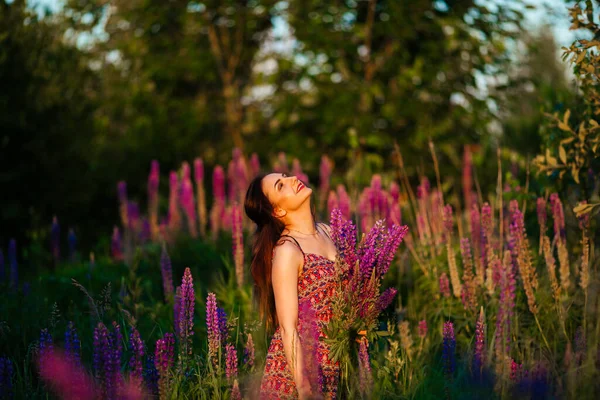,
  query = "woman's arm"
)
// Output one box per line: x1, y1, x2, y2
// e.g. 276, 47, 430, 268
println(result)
271, 241, 313, 399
